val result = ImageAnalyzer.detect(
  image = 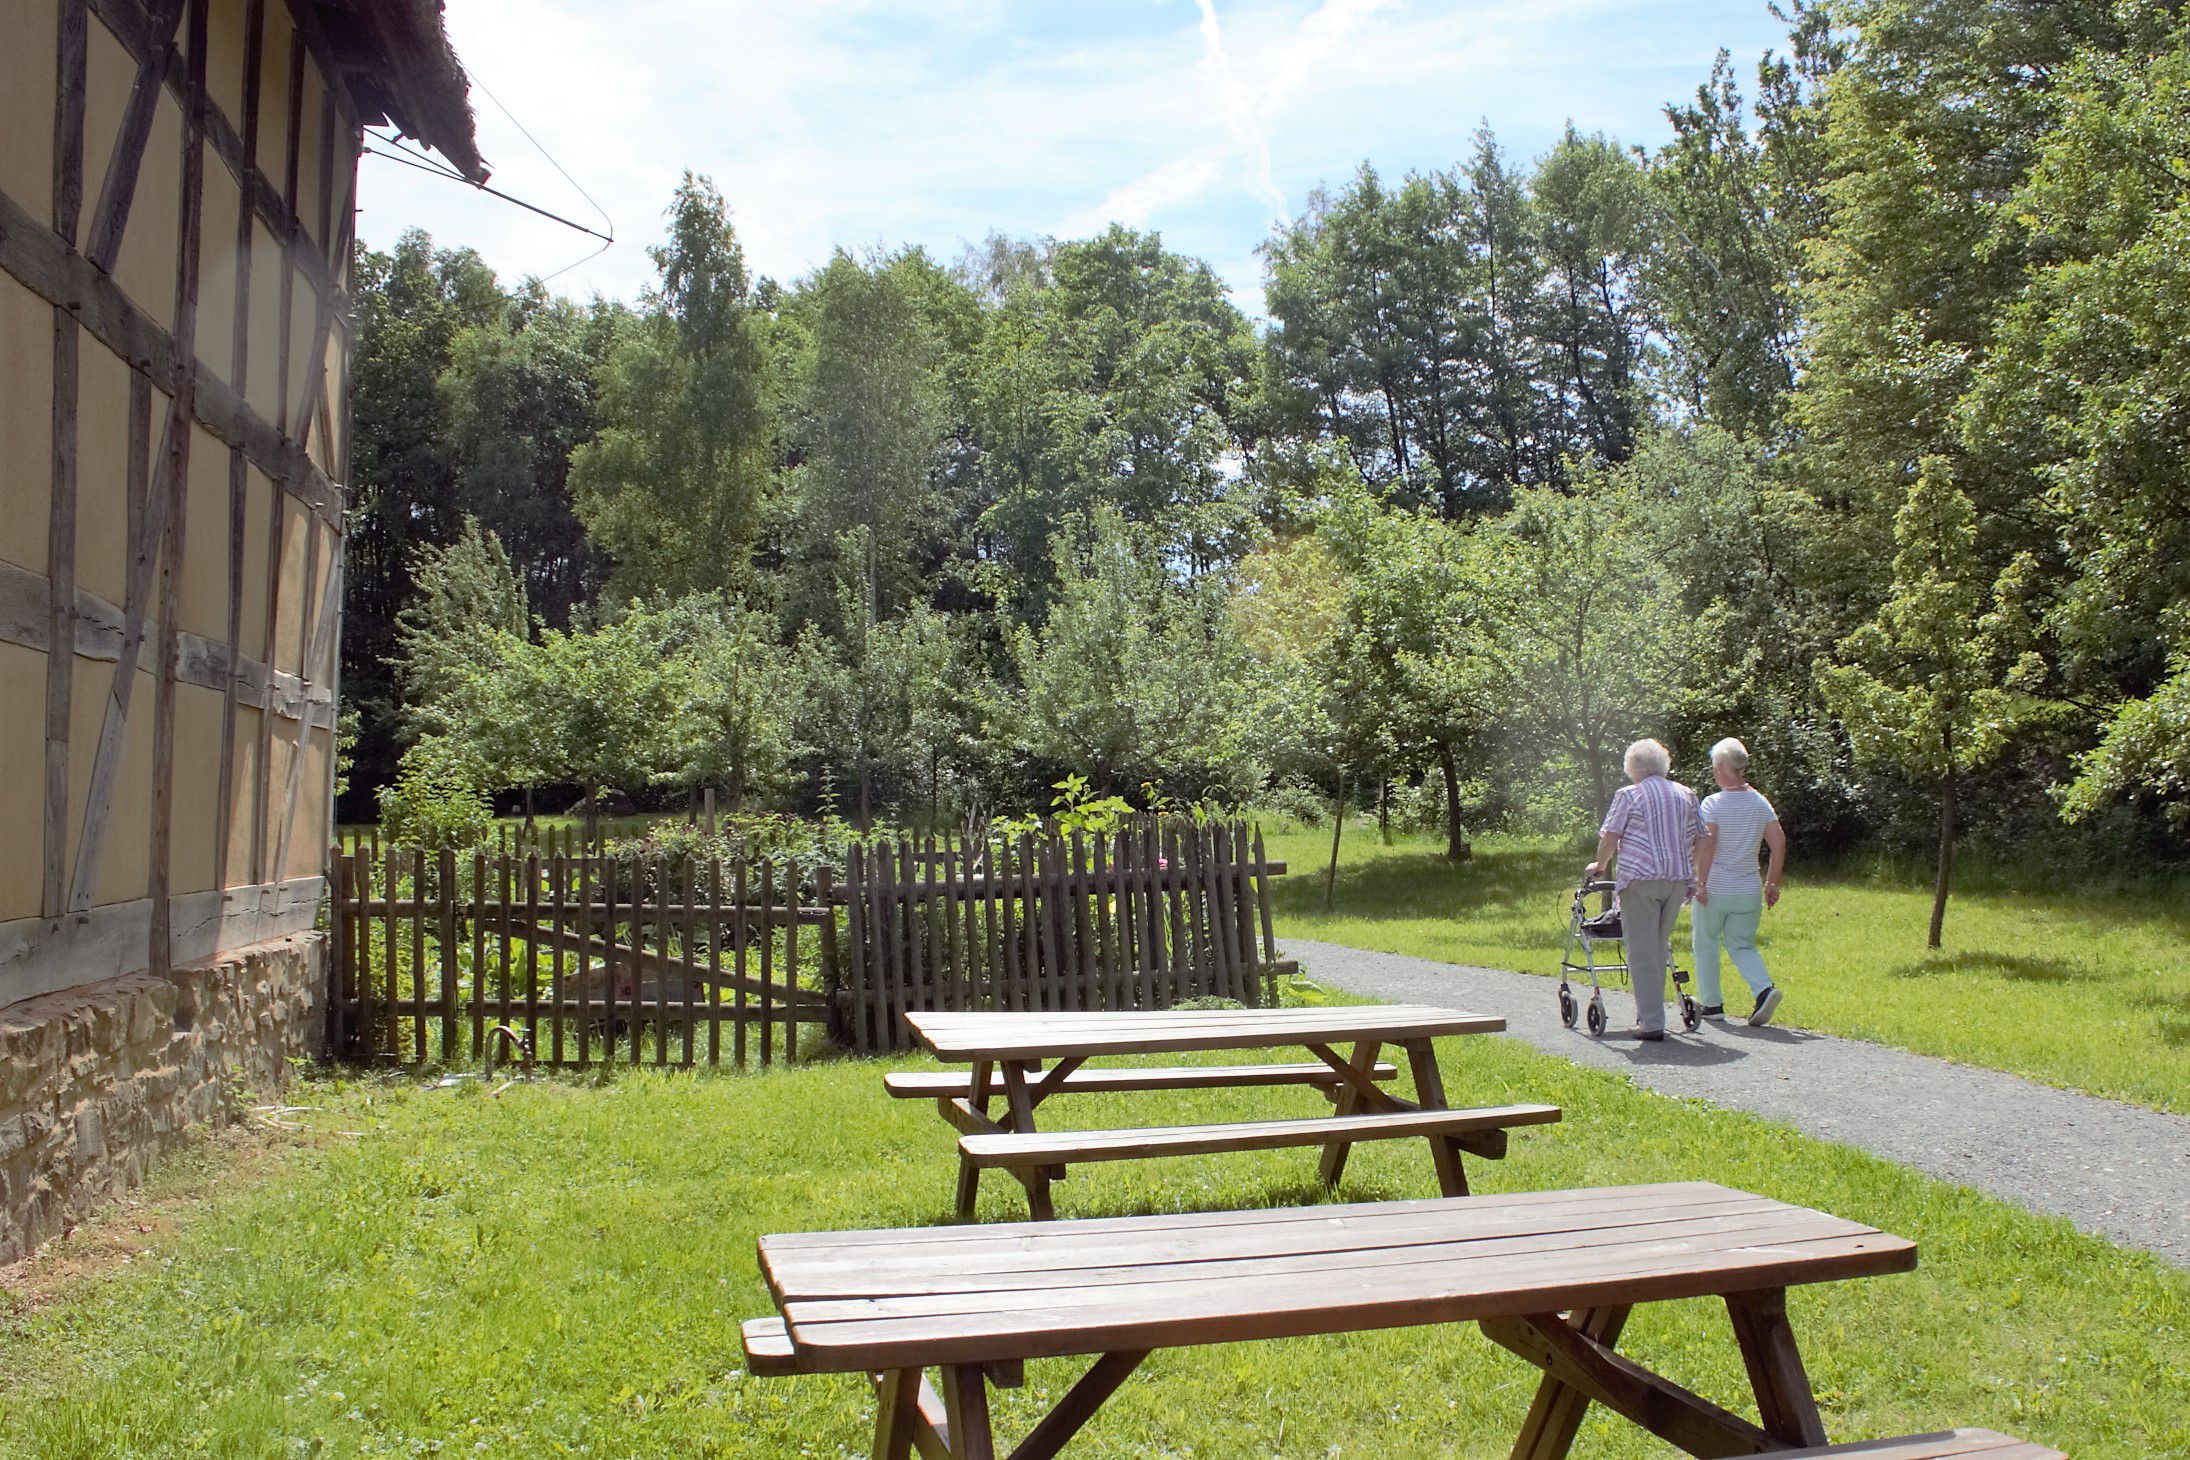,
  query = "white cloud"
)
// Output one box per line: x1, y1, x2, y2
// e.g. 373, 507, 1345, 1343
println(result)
354, 0, 1794, 310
